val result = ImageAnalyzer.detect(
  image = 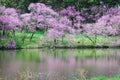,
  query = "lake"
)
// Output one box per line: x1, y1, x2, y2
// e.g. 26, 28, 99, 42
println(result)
0, 49, 120, 80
